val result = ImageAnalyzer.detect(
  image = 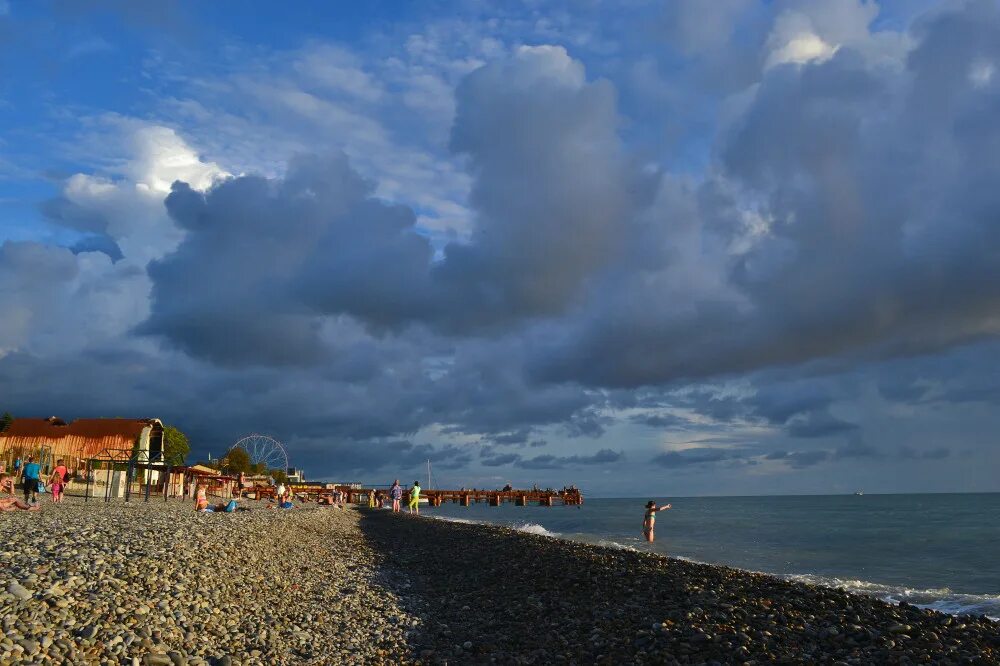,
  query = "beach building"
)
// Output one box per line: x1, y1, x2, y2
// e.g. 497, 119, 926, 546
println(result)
0, 416, 164, 478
